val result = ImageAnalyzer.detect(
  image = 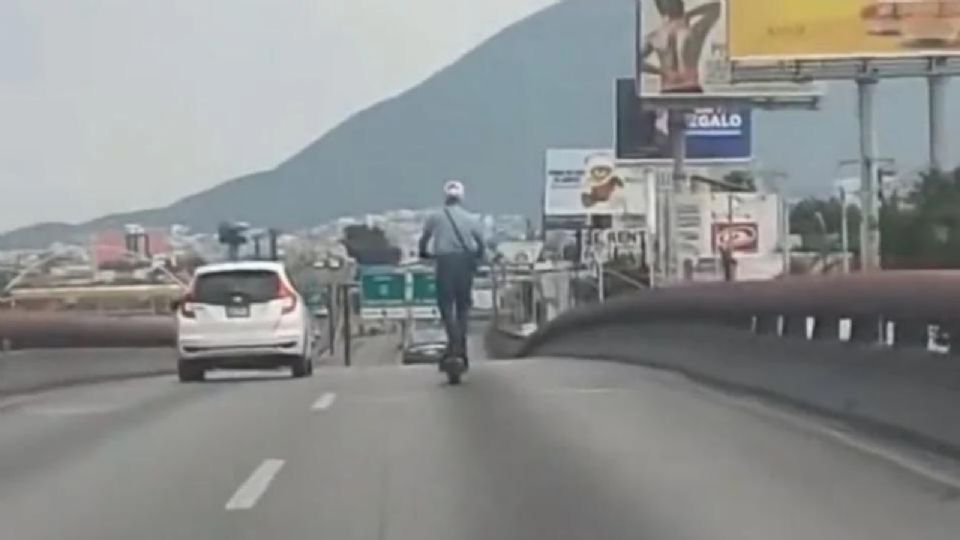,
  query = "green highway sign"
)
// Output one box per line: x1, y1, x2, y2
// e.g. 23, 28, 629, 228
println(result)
360, 272, 406, 306
358, 265, 439, 318
411, 272, 437, 305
